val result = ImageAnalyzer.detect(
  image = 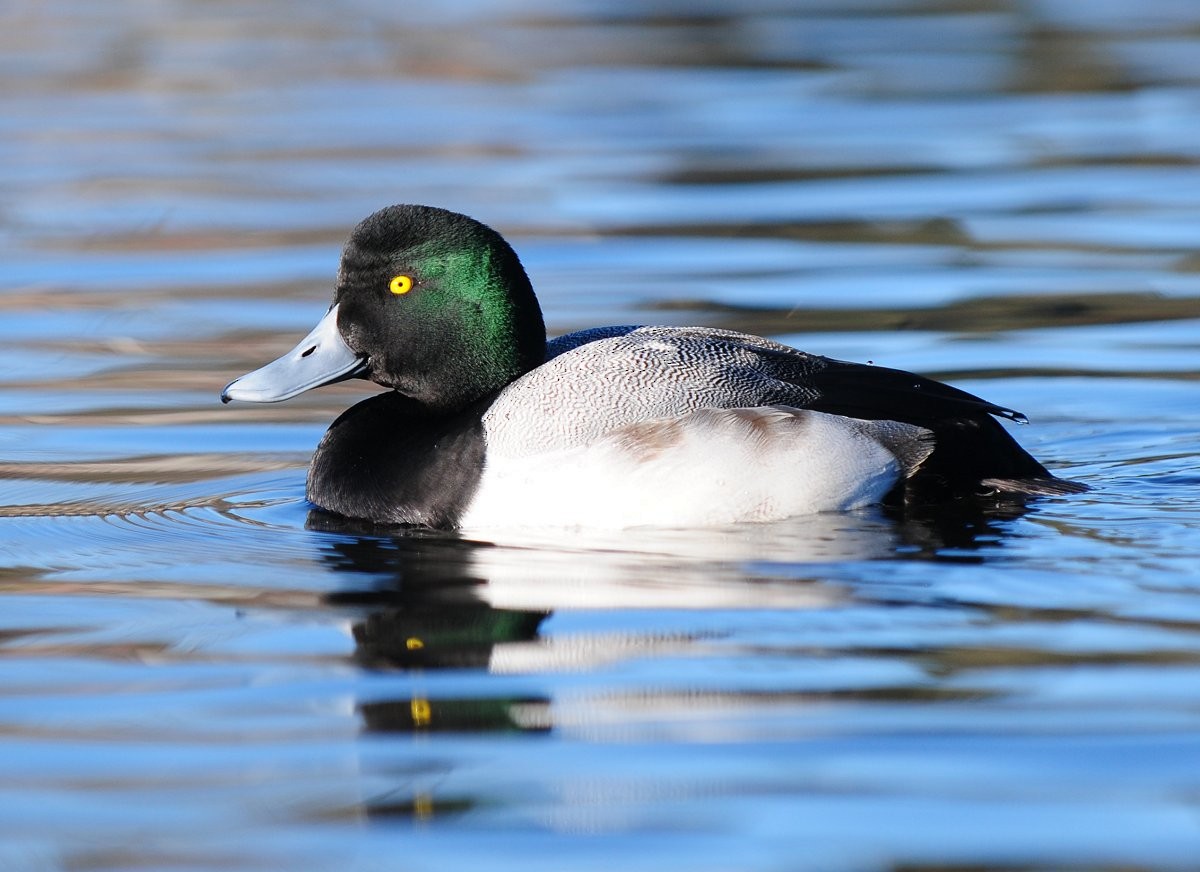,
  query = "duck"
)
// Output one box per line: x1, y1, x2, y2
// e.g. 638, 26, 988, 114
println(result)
221, 204, 1085, 530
